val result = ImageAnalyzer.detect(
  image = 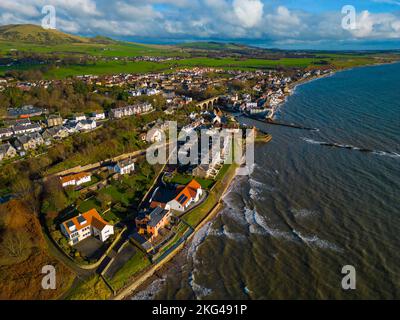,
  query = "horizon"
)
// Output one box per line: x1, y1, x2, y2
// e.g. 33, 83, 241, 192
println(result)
1, 1, 400, 50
